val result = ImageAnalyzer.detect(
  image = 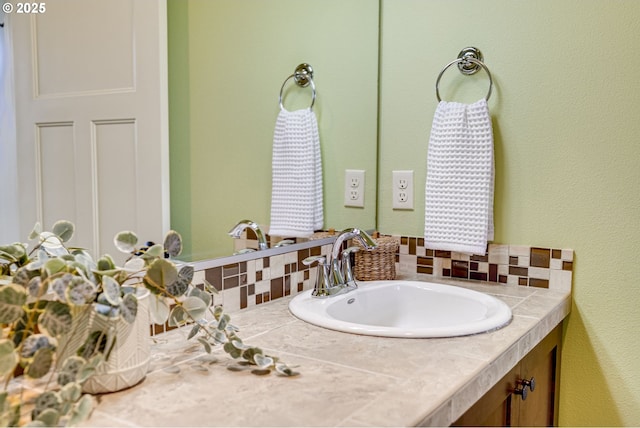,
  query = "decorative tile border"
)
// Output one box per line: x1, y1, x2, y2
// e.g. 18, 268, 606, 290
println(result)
396, 236, 573, 292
